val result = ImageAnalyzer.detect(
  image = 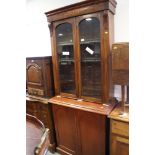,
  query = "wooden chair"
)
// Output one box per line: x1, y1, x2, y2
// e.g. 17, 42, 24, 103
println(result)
26, 114, 50, 155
